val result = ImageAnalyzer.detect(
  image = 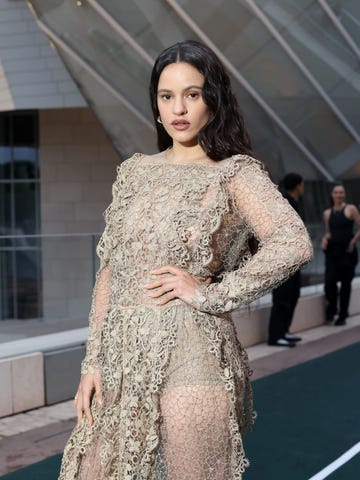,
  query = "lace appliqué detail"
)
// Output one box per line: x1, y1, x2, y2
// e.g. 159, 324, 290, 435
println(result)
59, 152, 312, 480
